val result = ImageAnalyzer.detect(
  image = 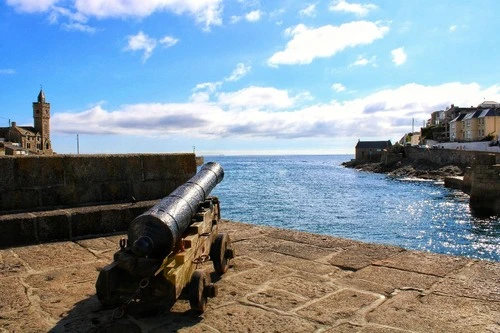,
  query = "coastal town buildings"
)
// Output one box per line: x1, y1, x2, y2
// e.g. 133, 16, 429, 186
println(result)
0, 89, 53, 155
425, 101, 500, 143
449, 103, 500, 142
